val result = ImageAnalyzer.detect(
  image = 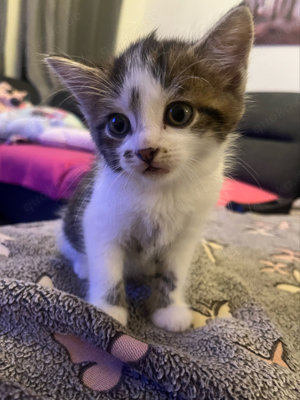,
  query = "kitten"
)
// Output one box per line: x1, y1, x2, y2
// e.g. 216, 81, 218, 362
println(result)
47, 5, 254, 332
